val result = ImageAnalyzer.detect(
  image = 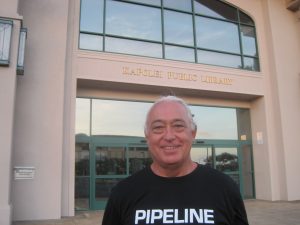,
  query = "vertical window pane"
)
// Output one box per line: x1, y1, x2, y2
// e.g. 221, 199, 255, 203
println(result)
75, 143, 90, 176
80, 0, 104, 33
106, 0, 161, 41
241, 26, 257, 56
164, 0, 192, 12
165, 45, 195, 62
164, 10, 194, 46
95, 147, 126, 175
197, 50, 242, 69
105, 37, 162, 58
241, 144, 254, 198
243, 57, 259, 71
75, 177, 89, 210
190, 106, 238, 139
79, 33, 103, 51
0, 21, 12, 62
76, 98, 90, 136
194, 0, 238, 21
196, 17, 240, 53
